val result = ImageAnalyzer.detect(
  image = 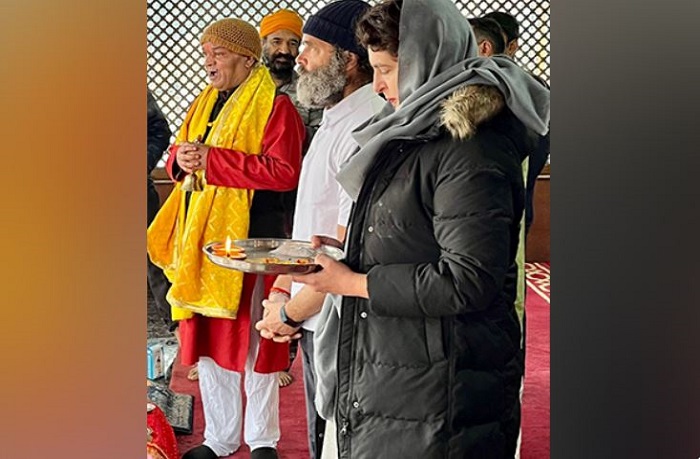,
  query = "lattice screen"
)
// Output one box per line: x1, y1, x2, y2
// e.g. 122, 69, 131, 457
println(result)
147, 0, 549, 151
